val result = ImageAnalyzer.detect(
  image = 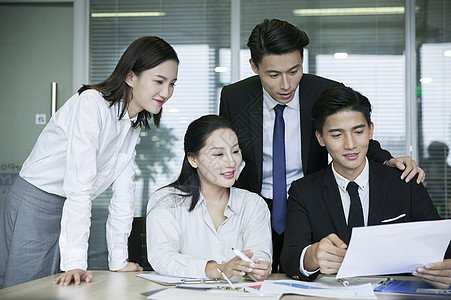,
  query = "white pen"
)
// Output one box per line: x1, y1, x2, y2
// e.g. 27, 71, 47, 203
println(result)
232, 248, 255, 267
217, 267, 236, 289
